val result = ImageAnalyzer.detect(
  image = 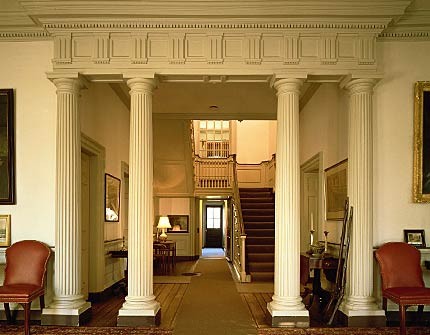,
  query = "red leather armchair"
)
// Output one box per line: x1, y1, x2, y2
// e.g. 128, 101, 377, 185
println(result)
0, 240, 51, 335
375, 242, 430, 335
